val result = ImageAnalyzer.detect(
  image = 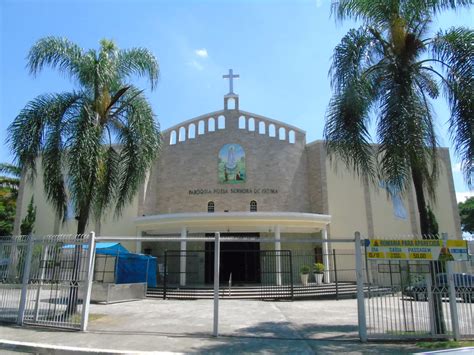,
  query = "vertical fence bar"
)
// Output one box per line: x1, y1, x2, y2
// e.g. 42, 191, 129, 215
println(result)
426, 270, 436, 335
333, 249, 339, 300
289, 251, 294, 300
17, 235, 34, 325
355, 232, 367, 342
163, 251, 167, 300
213, 232, 220, 337
447, 261, 460, 340
81, 232, 95, 332
322, 228, 330, 283
81, 232, 96, 331
34, 244, 49, 322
